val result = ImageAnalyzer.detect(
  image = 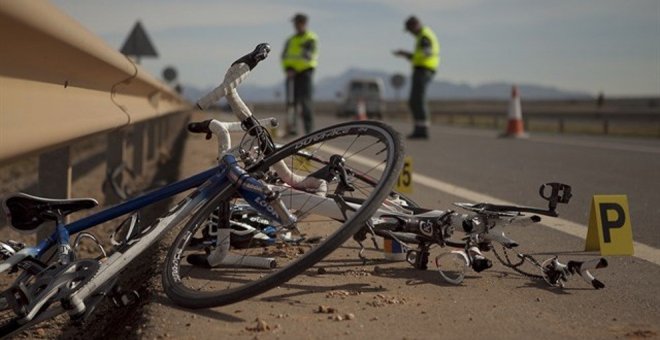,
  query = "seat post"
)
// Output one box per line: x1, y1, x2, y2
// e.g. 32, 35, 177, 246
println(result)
37, 146, 72, 242
43, 209, 73, 265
